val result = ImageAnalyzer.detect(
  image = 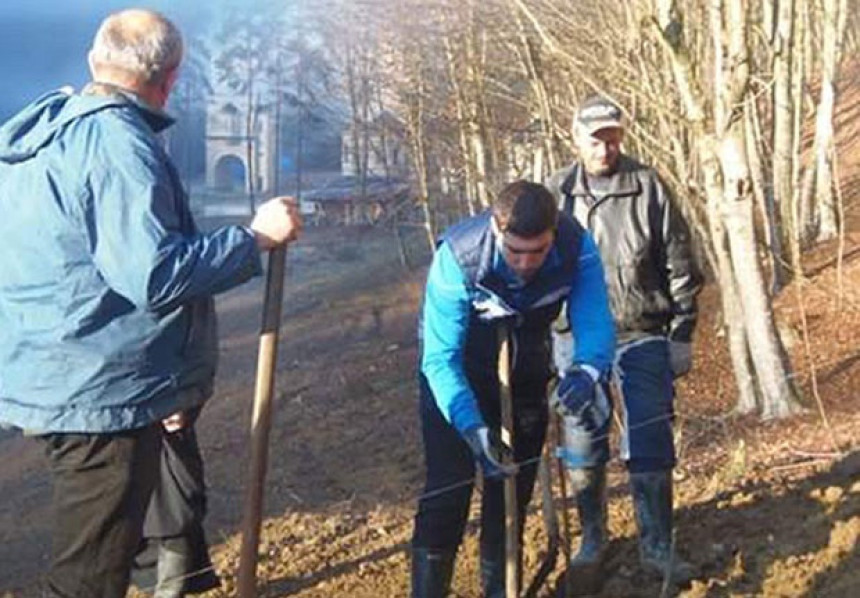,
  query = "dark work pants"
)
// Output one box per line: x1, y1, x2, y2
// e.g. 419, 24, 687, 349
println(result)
40, 424, 161, 598
132, 418, 220, 594
412, 373, 548, 554
615, 338, 676, 473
